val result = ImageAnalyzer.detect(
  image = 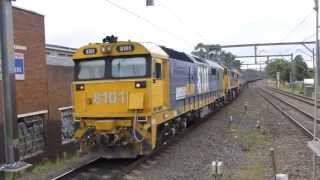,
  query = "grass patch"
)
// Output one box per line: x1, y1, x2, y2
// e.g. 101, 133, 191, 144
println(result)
267, 79, 304, 96
235, 162, 265, 180
236, 129, 267, 152
30, 152, 80, 174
